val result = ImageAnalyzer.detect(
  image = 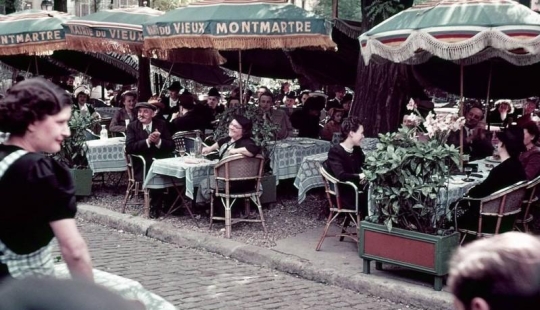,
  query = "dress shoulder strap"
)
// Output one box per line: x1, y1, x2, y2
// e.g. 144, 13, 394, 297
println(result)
0, 150, 28, 180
